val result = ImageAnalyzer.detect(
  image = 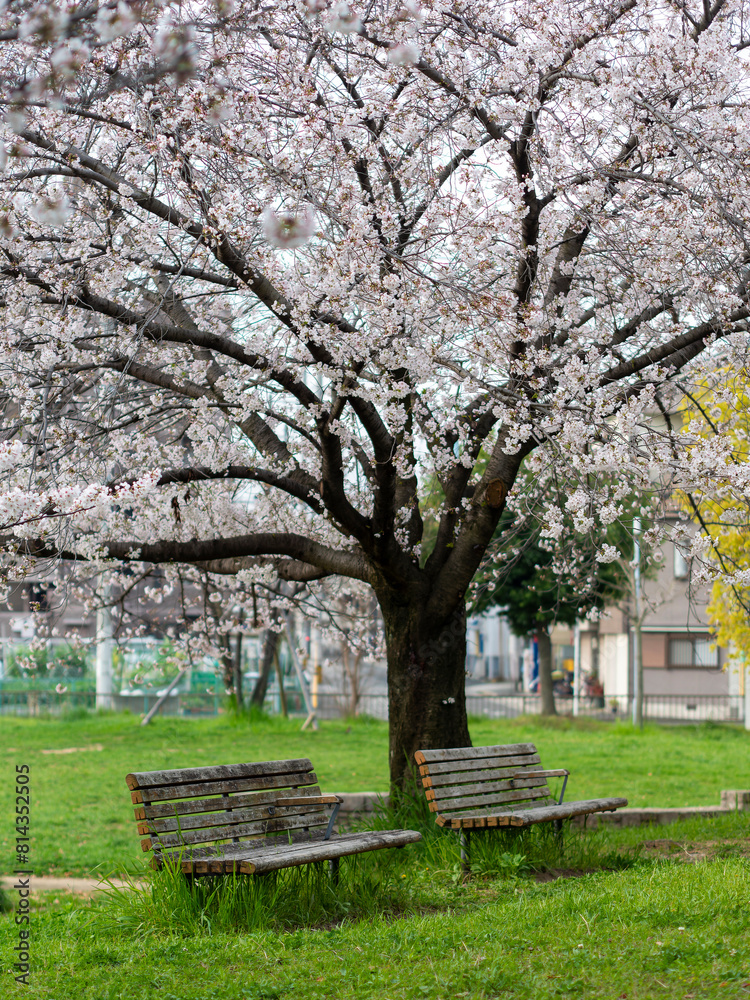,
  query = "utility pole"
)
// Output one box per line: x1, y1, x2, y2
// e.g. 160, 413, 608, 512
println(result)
95, 580, 115, 711
573, 623, 581, 717
632, 517, 643, 729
